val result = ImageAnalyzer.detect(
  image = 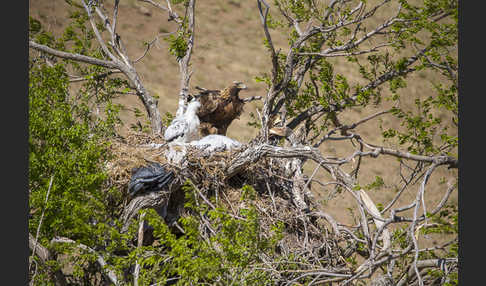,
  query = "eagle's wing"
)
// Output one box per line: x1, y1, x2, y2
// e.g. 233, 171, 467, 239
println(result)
164, 118, 188, 142
197, 93, 219, 117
